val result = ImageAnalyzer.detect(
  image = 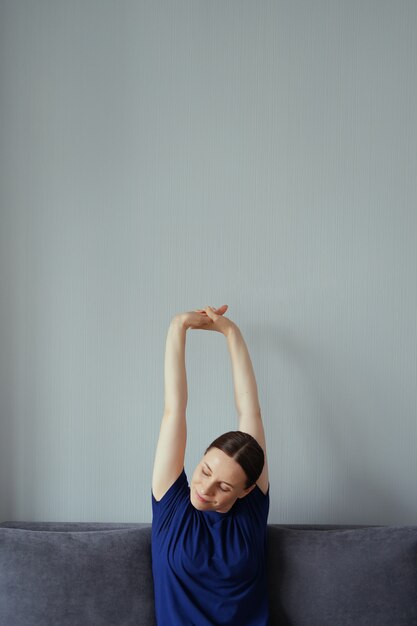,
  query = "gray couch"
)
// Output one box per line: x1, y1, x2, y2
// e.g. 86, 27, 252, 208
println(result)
0, 521, 416, 626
